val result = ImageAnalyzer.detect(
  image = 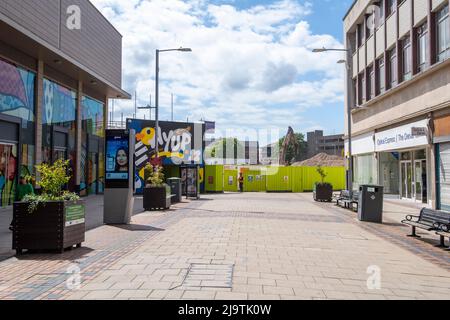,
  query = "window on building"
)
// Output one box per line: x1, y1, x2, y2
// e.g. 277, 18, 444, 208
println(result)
416, 22, 428, 72
367, 65, 375, 100
349, 32, 357, 54
386, 0, 396, 17
401, 36, 412, 81
387, 47, 397, 89
437, 4, 450, 62
352, 78, 358, 107
353, 154, 377, 190
357, 23, 365, 47
377, 0, 385, 27
358, 72, 366, 104
366, 14, 374, 38
376, 57, 385, 94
